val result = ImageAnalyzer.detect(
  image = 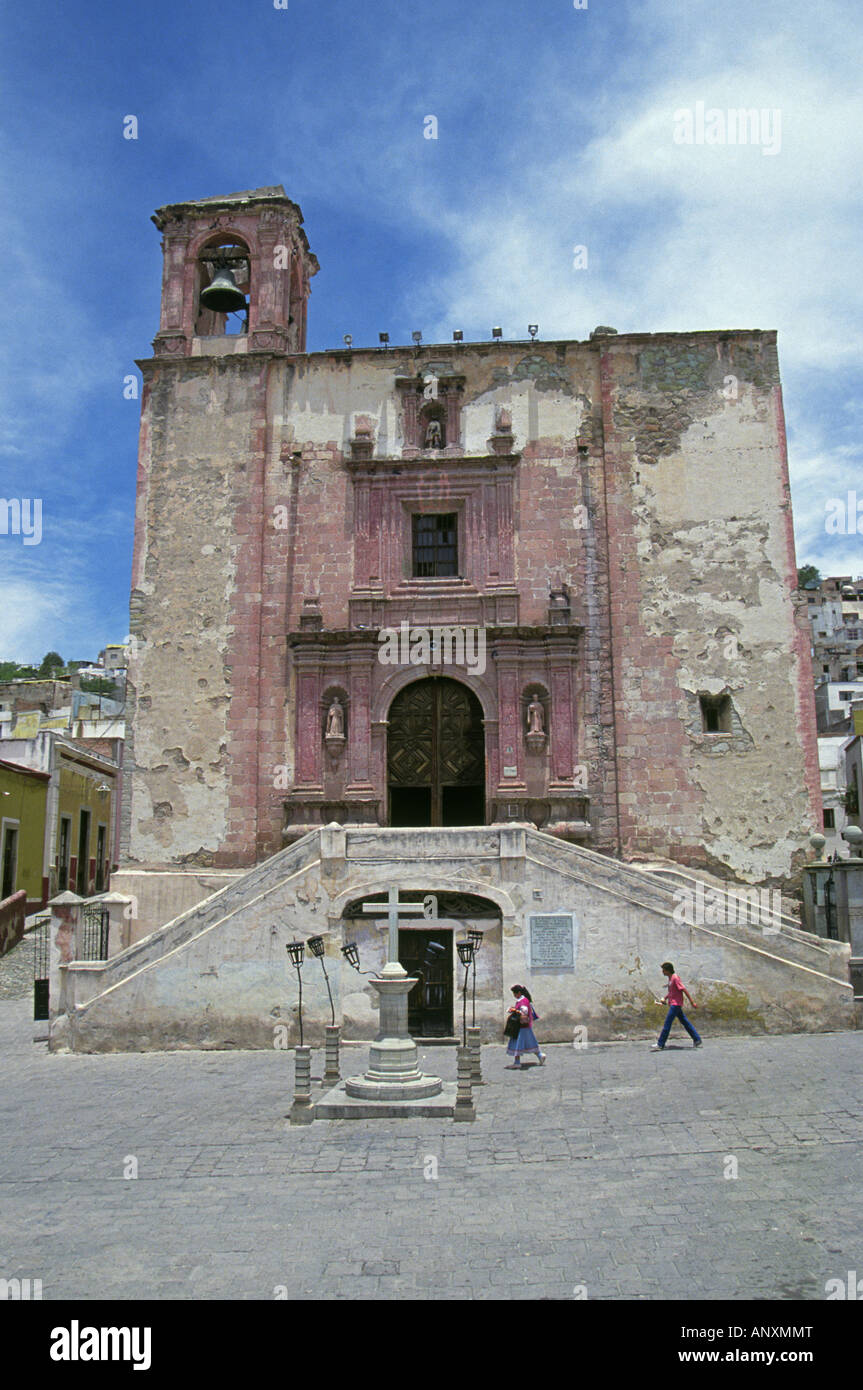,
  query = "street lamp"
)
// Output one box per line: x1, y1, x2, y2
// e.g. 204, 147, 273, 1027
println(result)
285, 940, 305, 1046
307, 934, 335, 1026
341, 941, 361, 971
456, 938, 475, 1046
467, 929, 483, 1026
341, 941, 375, 975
